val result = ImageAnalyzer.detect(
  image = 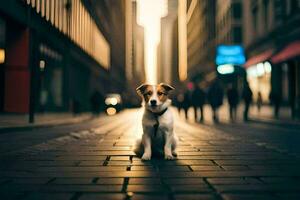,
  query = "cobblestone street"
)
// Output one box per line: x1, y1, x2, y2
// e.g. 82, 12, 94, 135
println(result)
1, 109, 300, 200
